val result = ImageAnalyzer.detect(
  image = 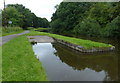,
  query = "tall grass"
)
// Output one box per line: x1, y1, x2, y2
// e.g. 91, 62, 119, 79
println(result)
2, 27, 23, 36
2, 27, 23, 33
